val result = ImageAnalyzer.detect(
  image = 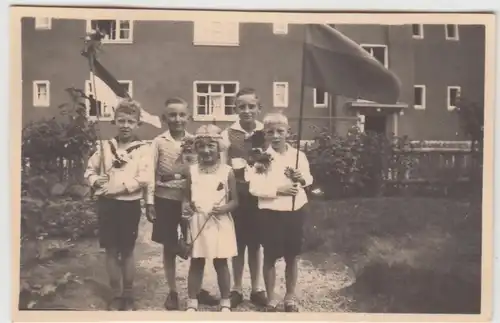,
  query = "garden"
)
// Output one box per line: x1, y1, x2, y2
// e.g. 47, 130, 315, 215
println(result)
18, 91, 484, 312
